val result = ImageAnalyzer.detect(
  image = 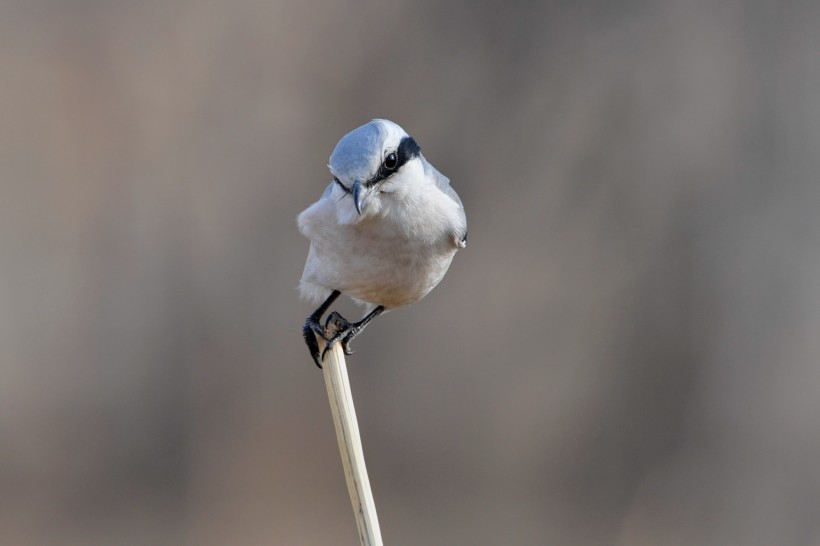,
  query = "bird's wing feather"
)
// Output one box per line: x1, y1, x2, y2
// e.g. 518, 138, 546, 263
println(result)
426, 161, 462, 208
423, 156, 467, 246
319, 180, 335, 200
